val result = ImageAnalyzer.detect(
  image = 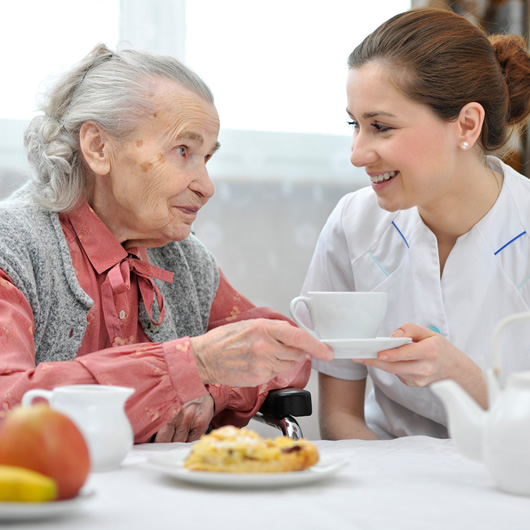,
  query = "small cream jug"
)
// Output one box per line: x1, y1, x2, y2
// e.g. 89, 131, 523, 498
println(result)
22, 384, 134, 472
